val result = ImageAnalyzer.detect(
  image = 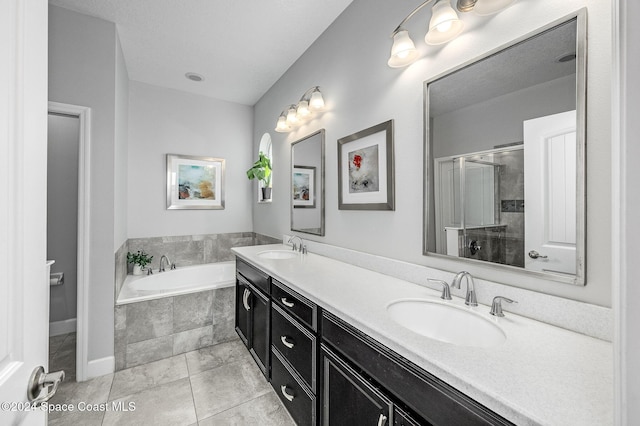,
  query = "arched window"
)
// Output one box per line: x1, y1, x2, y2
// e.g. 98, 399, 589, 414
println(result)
258, 133, 272, 202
